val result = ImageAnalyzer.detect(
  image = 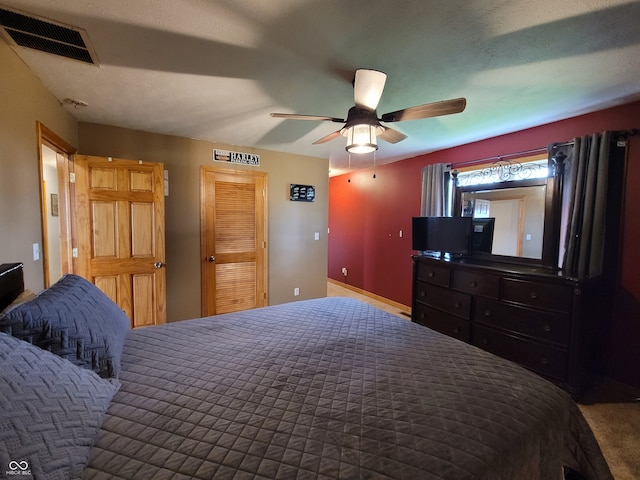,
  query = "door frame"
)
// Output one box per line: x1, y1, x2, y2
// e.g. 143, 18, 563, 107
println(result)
36, 122, 76, 287
487, 196, 526, 256
199, 166, 268, 316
